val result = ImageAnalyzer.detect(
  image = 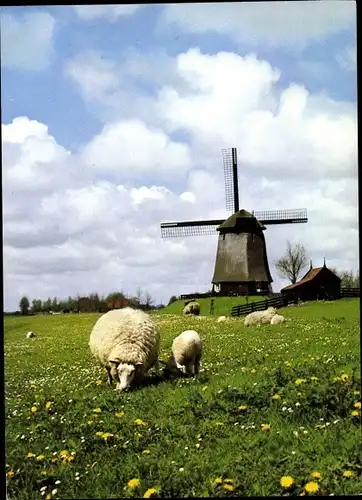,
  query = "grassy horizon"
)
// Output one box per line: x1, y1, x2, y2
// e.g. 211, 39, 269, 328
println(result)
5, 298, 361, 498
